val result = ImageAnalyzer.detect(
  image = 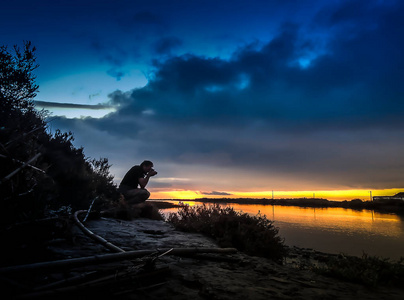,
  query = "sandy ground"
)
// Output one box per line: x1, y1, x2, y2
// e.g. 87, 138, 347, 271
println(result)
5, 217, 404, 299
